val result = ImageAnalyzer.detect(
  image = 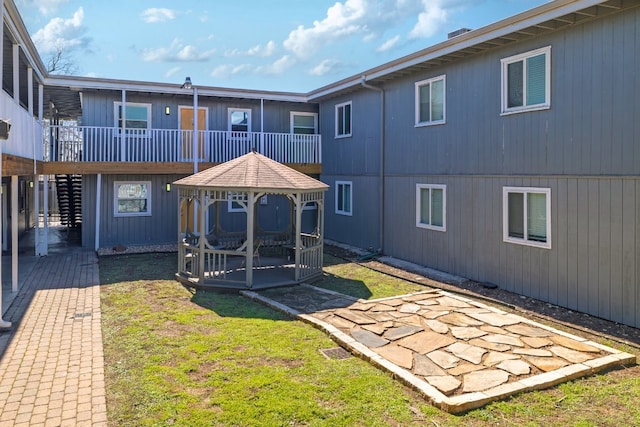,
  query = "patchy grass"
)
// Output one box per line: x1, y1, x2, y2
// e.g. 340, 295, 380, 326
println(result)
100, 252, 640, 427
